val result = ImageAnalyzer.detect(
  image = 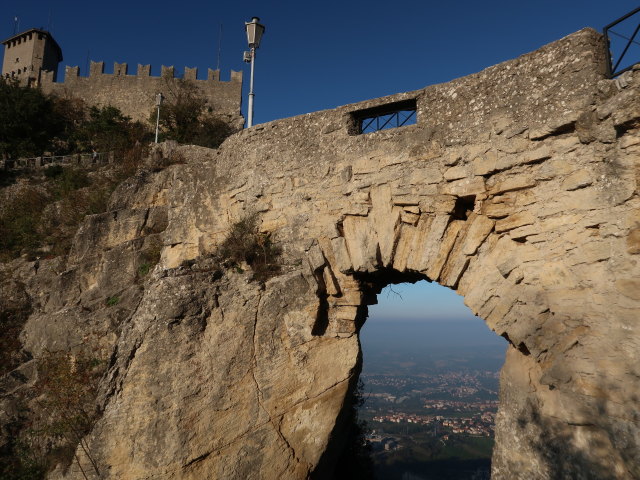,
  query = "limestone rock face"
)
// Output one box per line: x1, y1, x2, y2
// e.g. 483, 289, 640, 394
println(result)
1, 28, 640, 479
